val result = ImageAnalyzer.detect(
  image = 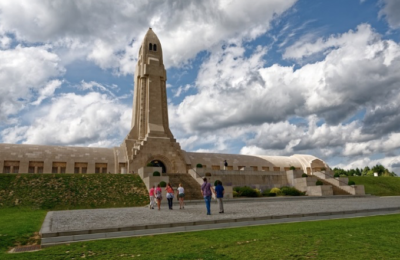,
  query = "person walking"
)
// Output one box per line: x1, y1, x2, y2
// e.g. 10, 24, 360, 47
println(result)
165, 183, 174, 210
213, 180, 225, 213
149, 185, 156, 209
155, 184, 162, 210
177, 183, 185, 209
201, 178, 212, 215
224, 160, 228, 170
